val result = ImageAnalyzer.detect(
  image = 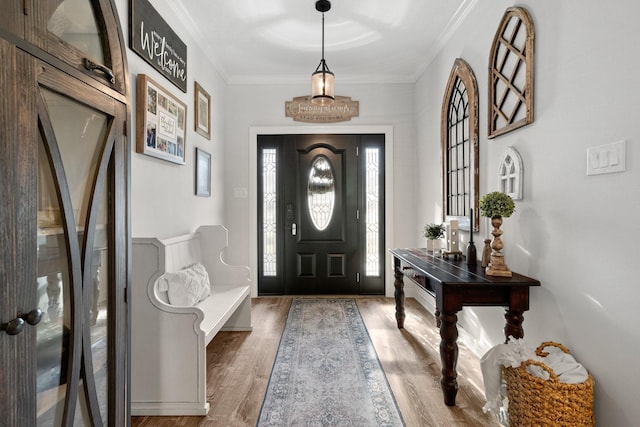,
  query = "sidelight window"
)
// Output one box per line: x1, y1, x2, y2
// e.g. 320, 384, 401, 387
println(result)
365, 148, 380, 276
262, 148, 277, 276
